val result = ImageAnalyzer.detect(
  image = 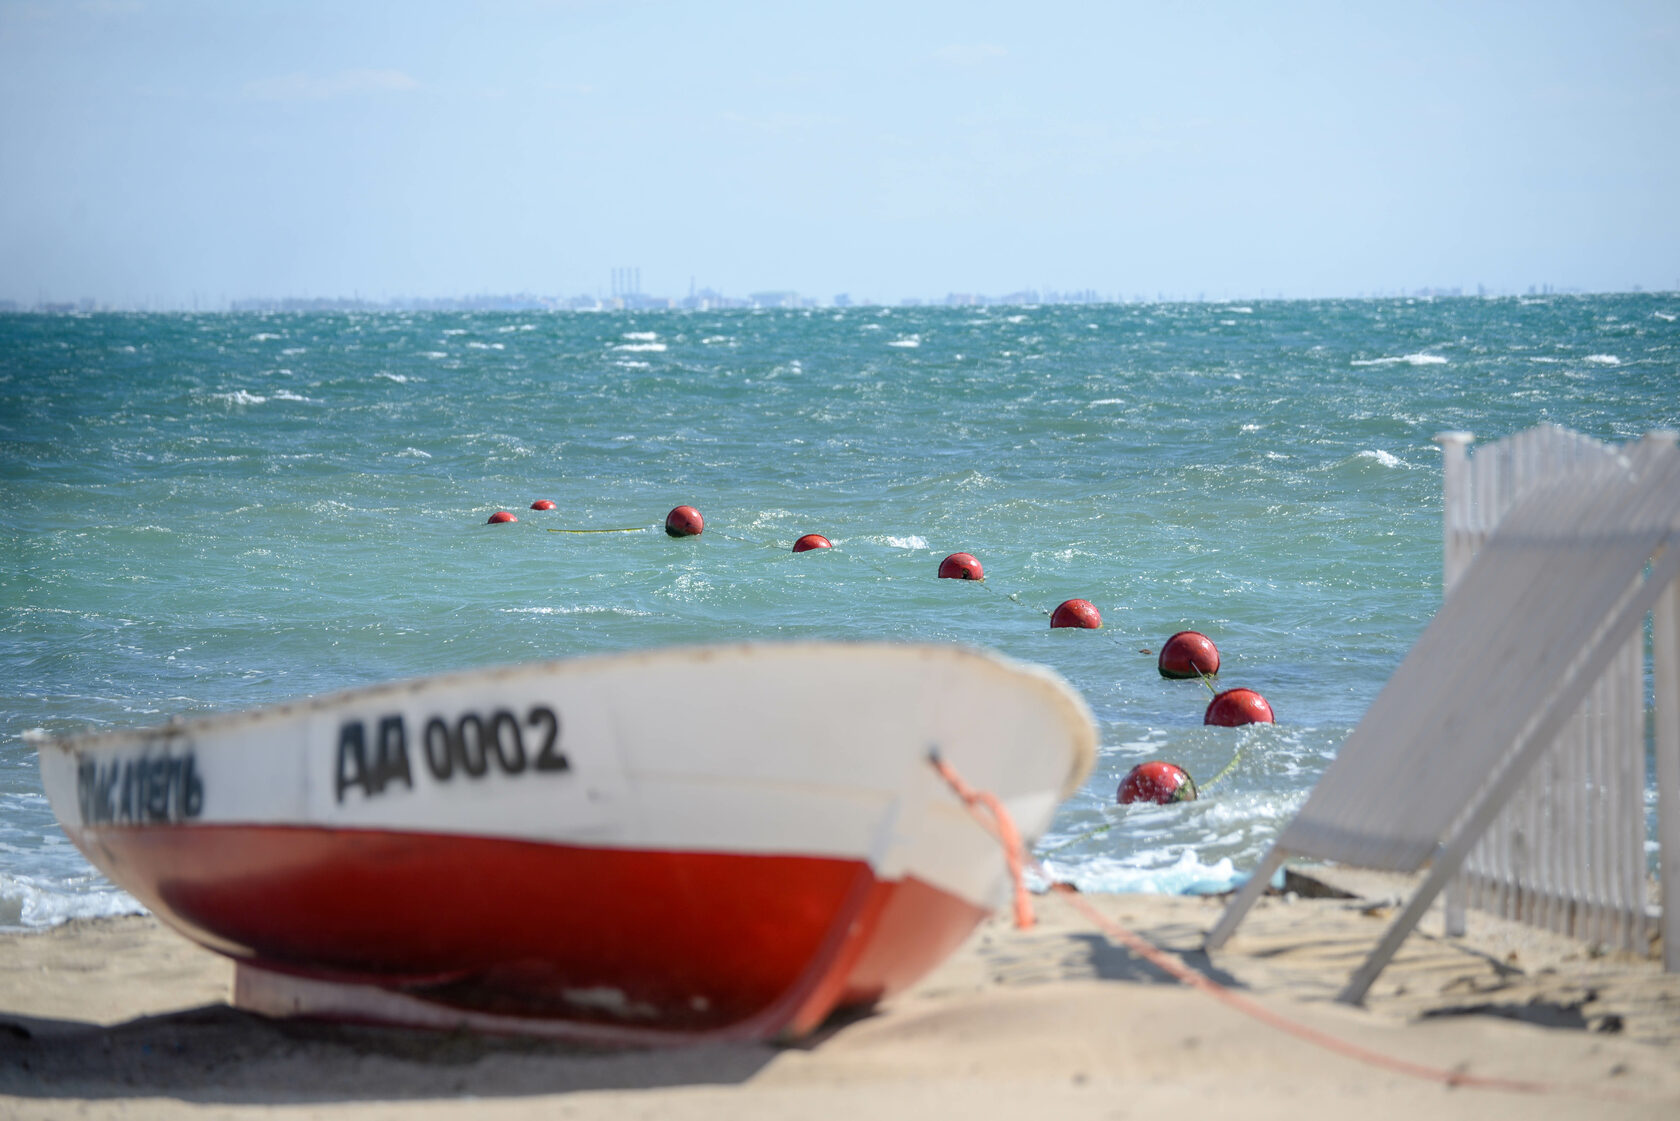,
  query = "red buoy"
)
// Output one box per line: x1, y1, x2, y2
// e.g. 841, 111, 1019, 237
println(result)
530, 499, 557, 511
1118, 761, 1198, 804
665, 505, 704, 537
487, 511, 518, 524
792, 534, 832, 552
938, 552, 984, 581
1158, 631, 1220, 679
1050, 599, 1101, 629
1204, 688, 1274, 727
